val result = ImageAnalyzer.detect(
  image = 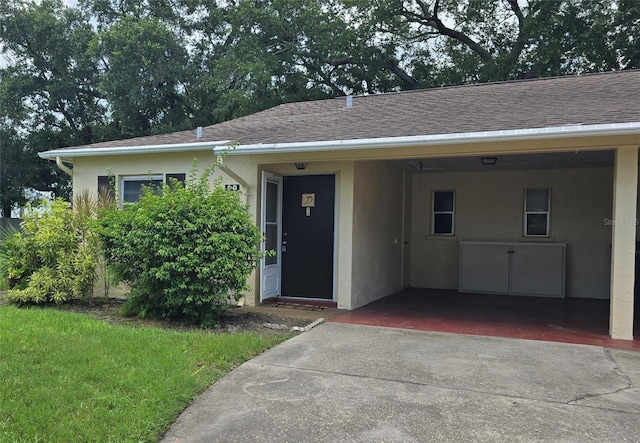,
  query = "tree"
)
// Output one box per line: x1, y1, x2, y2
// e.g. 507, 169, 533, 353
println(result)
344, 0, 634, 87
0, 0, 100, 212
0, 123, 67, 217
171, 0, 342, 123
90, 15, 193, 136
0, 0, 107, 144
0, 127, 26, 217
0, 0, 188, 210
613, 1, 640, 70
